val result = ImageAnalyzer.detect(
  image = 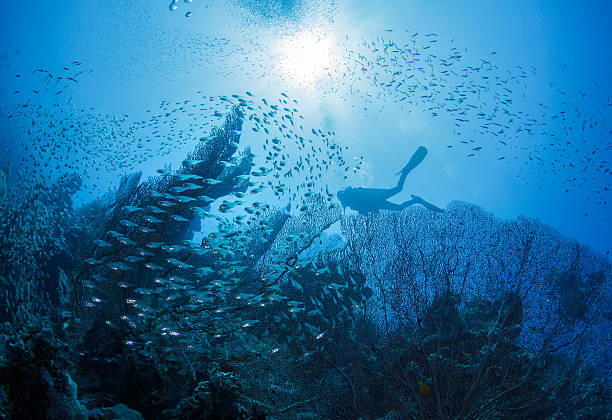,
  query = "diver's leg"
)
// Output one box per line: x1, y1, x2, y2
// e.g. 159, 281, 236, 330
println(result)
378, 171, 414, 201
359, 146, 431, 203
380, 196, 443, 212
397, 197, 420, 210
396, 146, 428, 177
393, 169, 409, 195
377, 201, 406, 211
390, 146, 429, 198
